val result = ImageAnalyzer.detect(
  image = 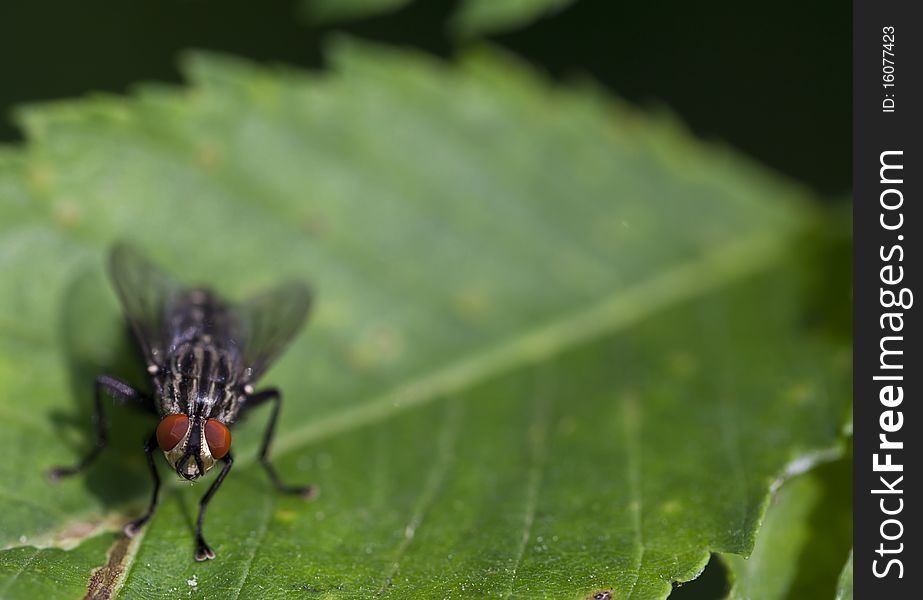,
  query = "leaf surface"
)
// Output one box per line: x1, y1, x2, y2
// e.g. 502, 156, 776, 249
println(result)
300, 0, 577, 37
449, 0, 577, 38
300, 0, 413, 24
0, 41, 848, 599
